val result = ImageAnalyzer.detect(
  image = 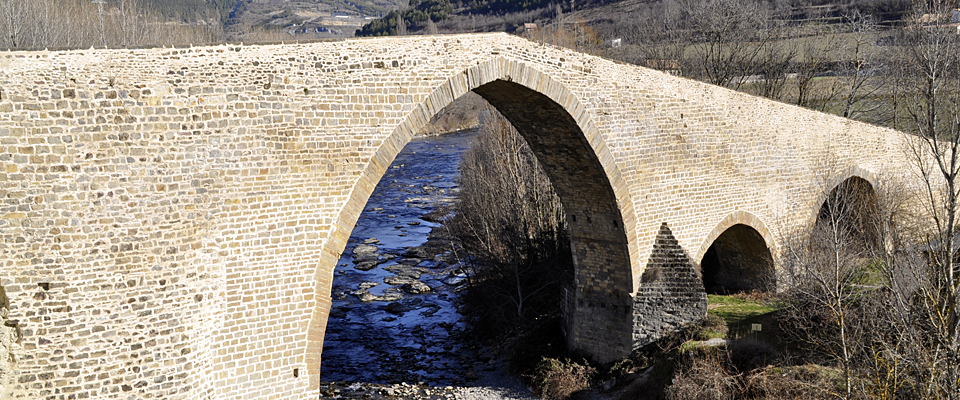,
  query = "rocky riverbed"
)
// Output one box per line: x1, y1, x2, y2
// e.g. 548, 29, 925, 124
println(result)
320, 130, 541, 395
318, 362, 538, 399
